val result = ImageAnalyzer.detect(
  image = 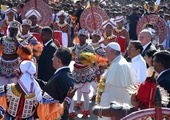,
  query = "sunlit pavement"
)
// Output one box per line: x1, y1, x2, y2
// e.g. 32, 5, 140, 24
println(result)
72, 87, 97, 120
